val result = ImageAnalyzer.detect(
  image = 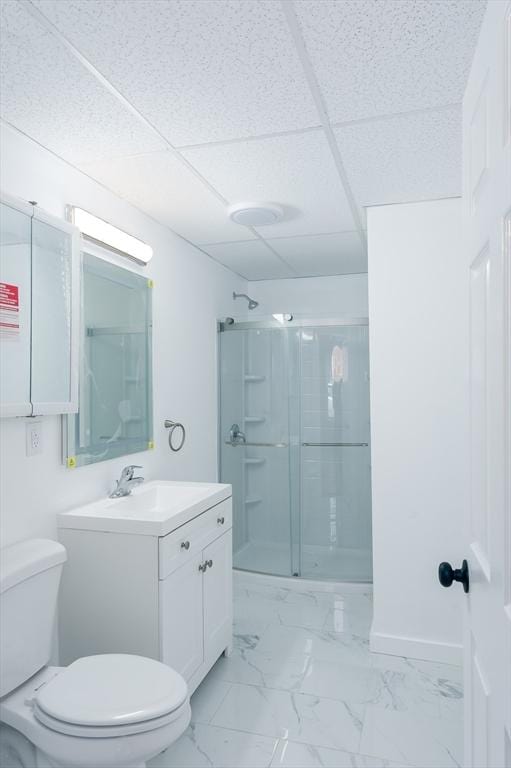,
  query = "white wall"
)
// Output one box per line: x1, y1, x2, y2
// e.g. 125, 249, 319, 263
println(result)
0, 123, 246, 548
368, 198, 468, 664
247, 273, 368, 319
